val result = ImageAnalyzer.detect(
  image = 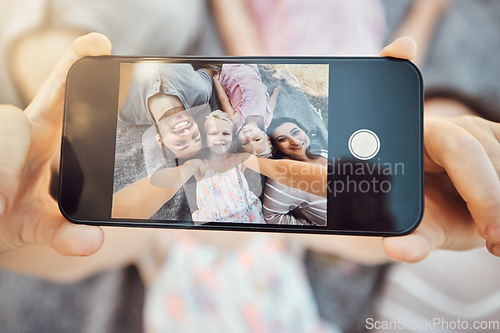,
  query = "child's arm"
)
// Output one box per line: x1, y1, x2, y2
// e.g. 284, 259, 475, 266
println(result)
267, 85, 282, 114
239, 154, 328, 197
213, 72, 240, 125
